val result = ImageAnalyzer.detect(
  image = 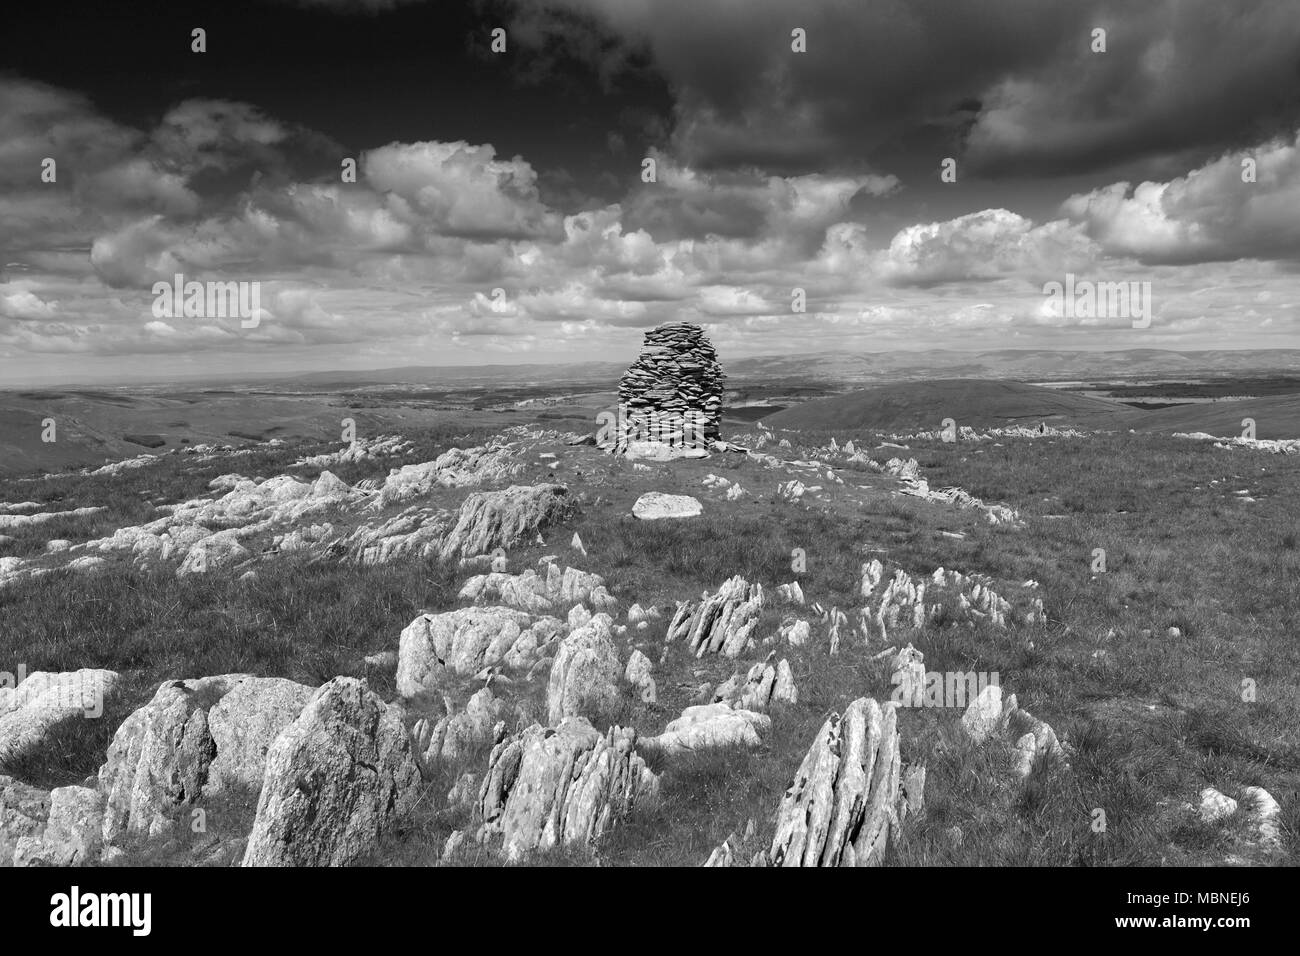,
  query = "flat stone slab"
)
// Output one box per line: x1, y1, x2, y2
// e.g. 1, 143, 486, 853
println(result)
632, 493, 703, 520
